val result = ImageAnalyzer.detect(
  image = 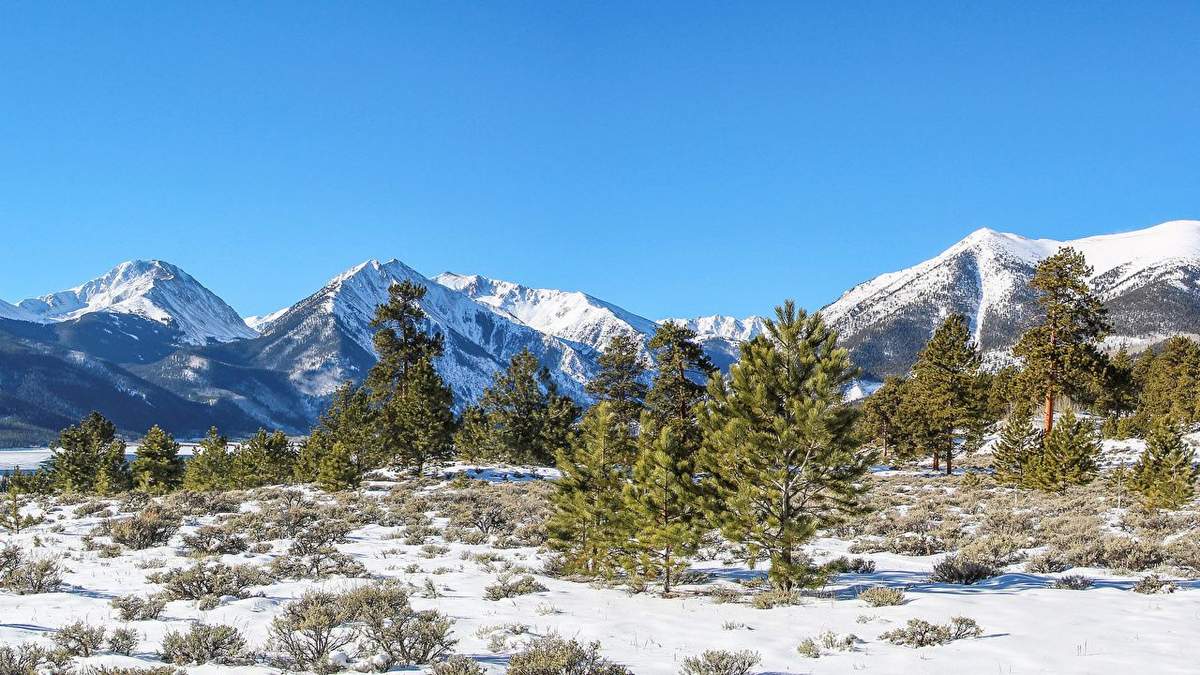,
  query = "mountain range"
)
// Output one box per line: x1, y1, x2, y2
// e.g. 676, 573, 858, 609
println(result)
1, 219, 1197, 446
